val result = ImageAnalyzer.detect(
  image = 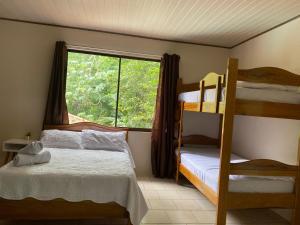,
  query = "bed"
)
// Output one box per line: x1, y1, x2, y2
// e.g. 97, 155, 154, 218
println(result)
175, 58, 300, 225
178, 147, 294, 193
0, 122, 147, 225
